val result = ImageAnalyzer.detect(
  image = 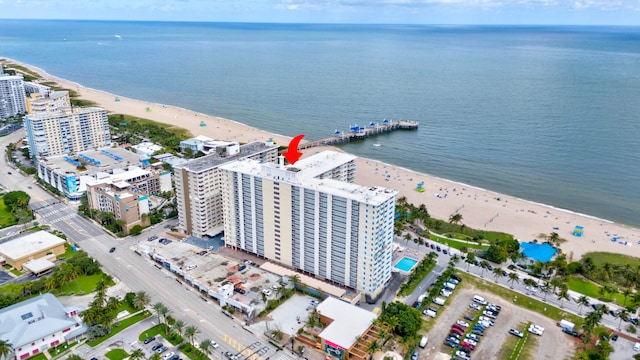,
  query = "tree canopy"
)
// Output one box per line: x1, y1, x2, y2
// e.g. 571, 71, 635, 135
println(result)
378, 301, 422, 339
